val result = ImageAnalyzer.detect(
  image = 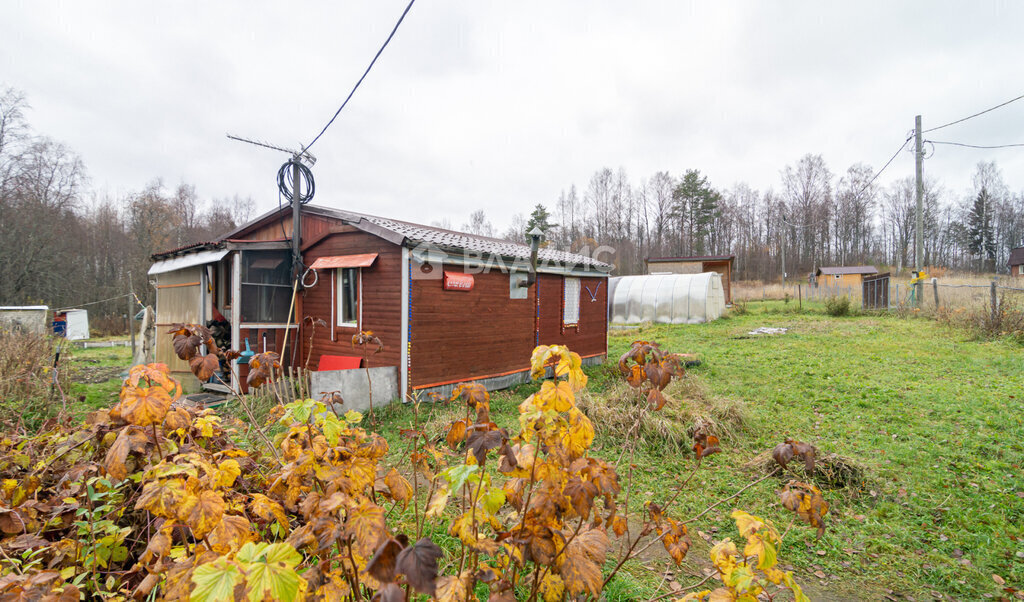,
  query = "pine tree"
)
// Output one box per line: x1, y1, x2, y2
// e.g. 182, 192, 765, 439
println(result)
967, 187, 996, 271
525, 203, 557, 237
671, 170, 719, 255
